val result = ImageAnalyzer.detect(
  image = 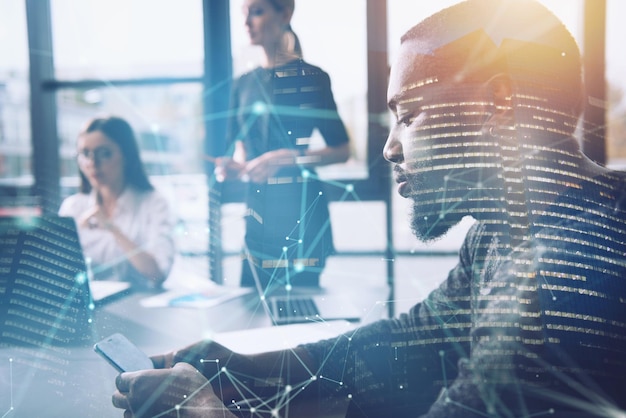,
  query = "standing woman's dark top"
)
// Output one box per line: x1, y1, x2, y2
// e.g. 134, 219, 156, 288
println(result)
227, 58, 350, 288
